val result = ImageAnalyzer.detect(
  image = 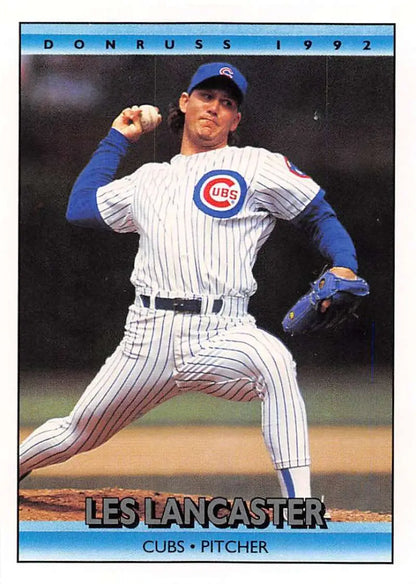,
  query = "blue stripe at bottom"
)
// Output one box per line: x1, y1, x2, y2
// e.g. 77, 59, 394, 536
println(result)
19, 522, 392, 563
